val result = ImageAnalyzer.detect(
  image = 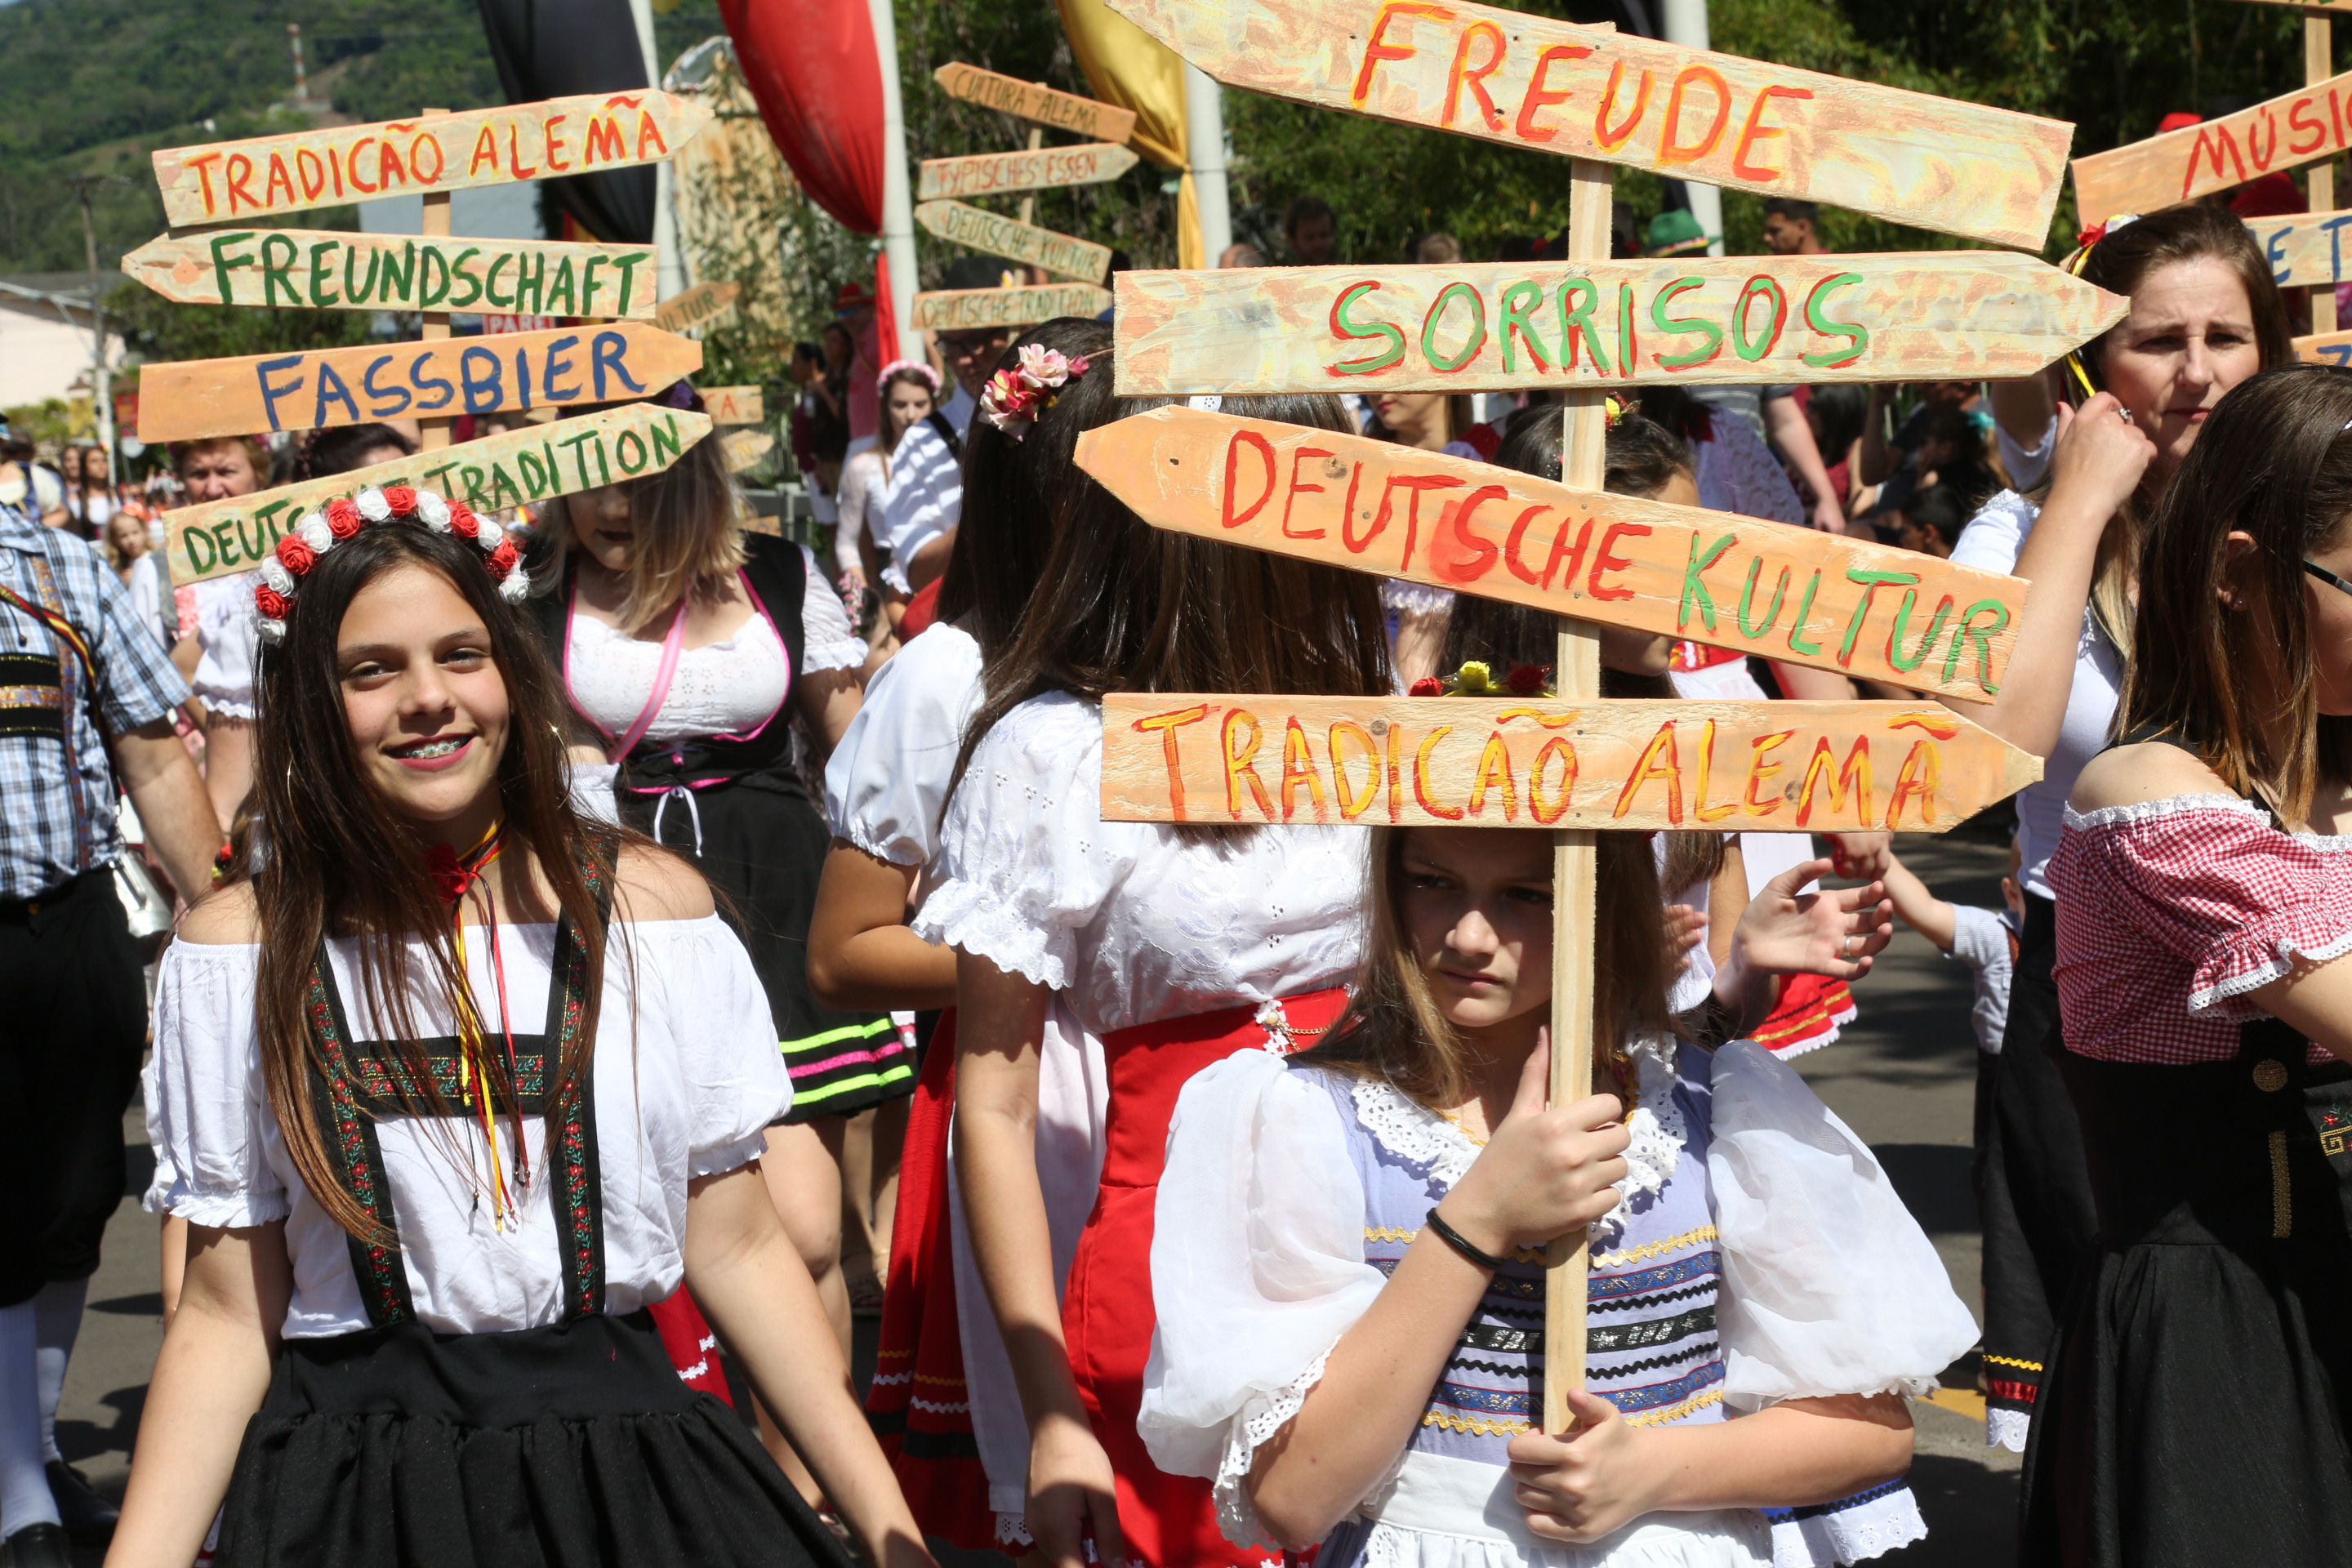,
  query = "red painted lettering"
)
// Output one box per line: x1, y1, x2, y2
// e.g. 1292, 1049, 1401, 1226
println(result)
1656, 65, 1732, 166
1281, 448, 1335, 540
1731, 86, 1812, 181
1588, 522, 1649, 600
1222, 431, 1279, 529
1442, 20, 1509, 131
1352, 2, 1454, 105
1514, 44, 1591, 142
